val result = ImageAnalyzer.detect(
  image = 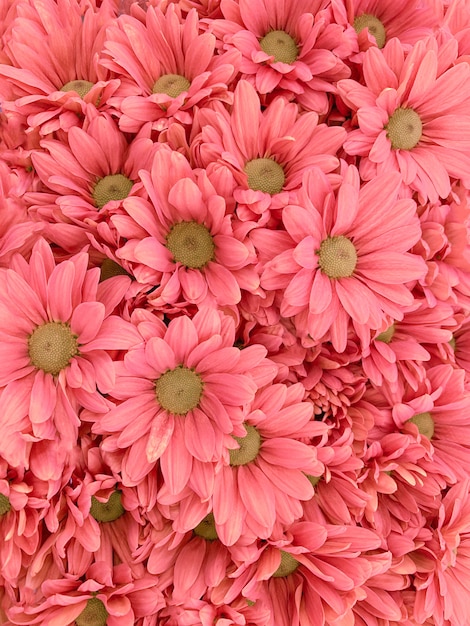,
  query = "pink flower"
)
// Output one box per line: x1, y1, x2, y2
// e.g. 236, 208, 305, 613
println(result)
0, 238, 140, 473
93, 307, 275, 488
208, 0, 351, 113
115, 148, 260, 307
254, 166, 426, 352
338, 37, 470, 202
